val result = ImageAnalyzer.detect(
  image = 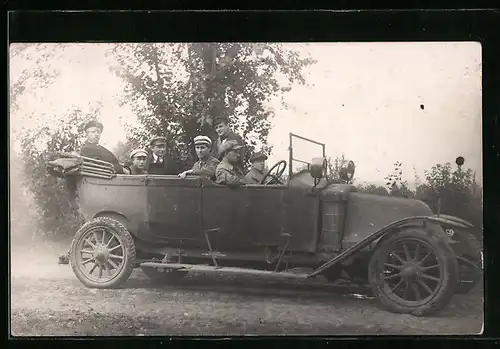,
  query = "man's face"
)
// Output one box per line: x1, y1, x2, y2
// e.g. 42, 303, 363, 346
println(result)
85, 127, 101, 144
132, 156, 147, 170
226, 150, 240, 163
252, 160, 266, 172
152, 142, 167, 157
195, 144, 210, 160
215, 122, 230, 137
